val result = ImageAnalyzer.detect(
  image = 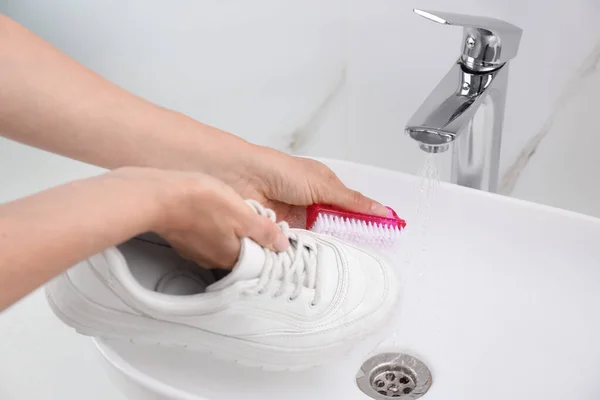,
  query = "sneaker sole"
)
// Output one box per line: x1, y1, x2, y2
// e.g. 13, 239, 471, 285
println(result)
45, 272, 396, 371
